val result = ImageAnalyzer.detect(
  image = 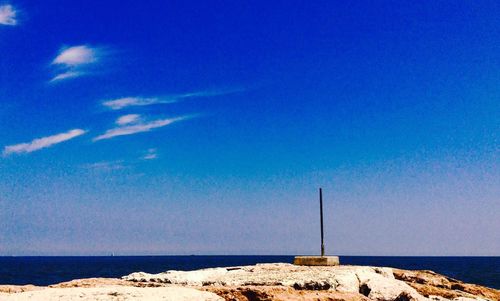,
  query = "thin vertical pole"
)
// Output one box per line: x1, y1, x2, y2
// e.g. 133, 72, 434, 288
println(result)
320, 188, 325, 256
